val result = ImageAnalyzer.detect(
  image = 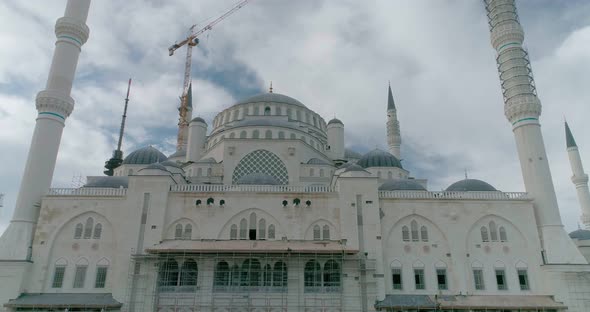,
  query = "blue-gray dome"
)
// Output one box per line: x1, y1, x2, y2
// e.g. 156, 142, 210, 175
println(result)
445, 179, 497, 192
569, 229, 590, 240
328, 118, 343, 125
236, 173, 280, 185
84, 176, 128, 188
357, 149, 402, 169
379, 179, 426, 191
191, 116, 207, 124
123, 146, 167, 165
307, 158, 332, 165
235, 93, 306, 108
344, 149, 362, 160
